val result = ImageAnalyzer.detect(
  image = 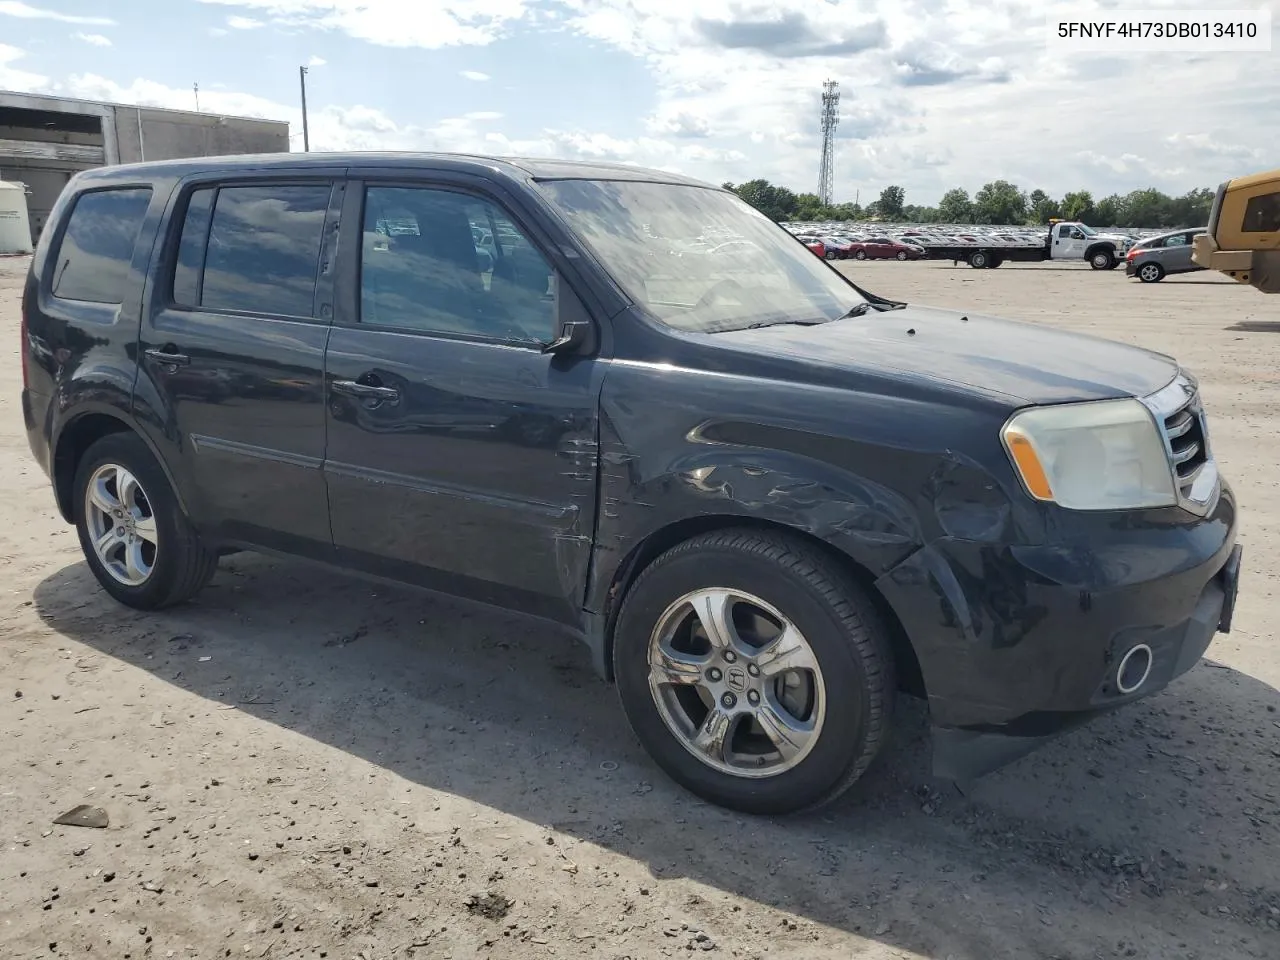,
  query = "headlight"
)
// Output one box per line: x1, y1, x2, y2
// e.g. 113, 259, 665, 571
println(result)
1001, 399, 1176, 510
